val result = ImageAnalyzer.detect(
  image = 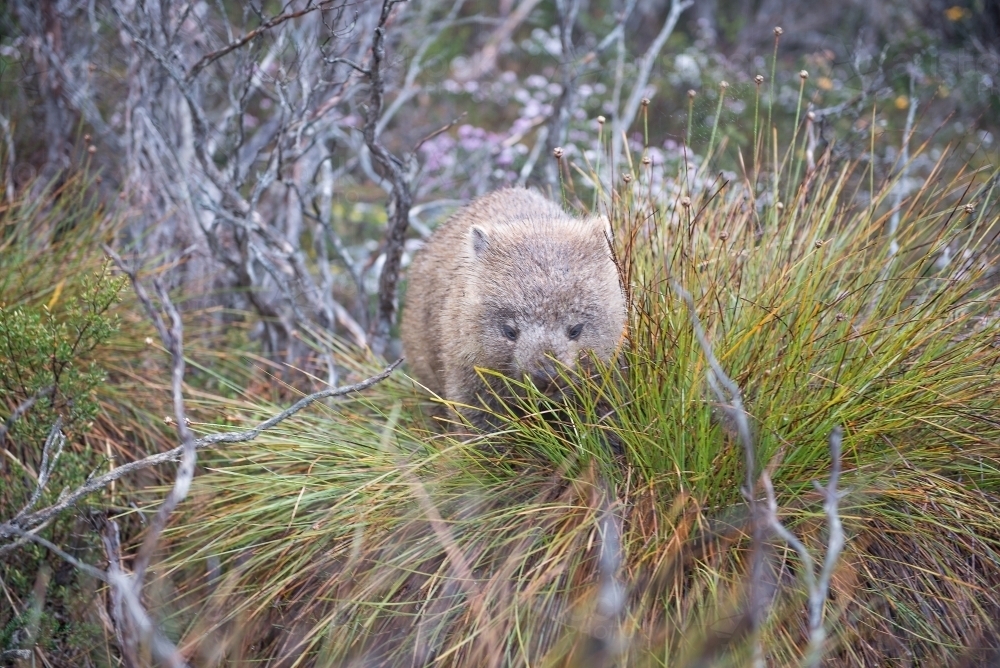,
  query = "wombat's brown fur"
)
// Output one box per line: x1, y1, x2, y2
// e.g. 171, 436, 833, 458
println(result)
401, 188, 626, 428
